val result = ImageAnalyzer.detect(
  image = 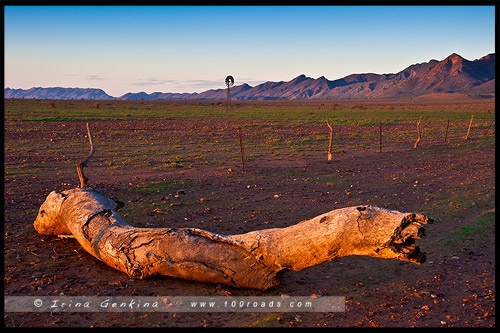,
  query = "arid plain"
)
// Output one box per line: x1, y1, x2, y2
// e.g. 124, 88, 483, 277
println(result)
4, 96, 495, 327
